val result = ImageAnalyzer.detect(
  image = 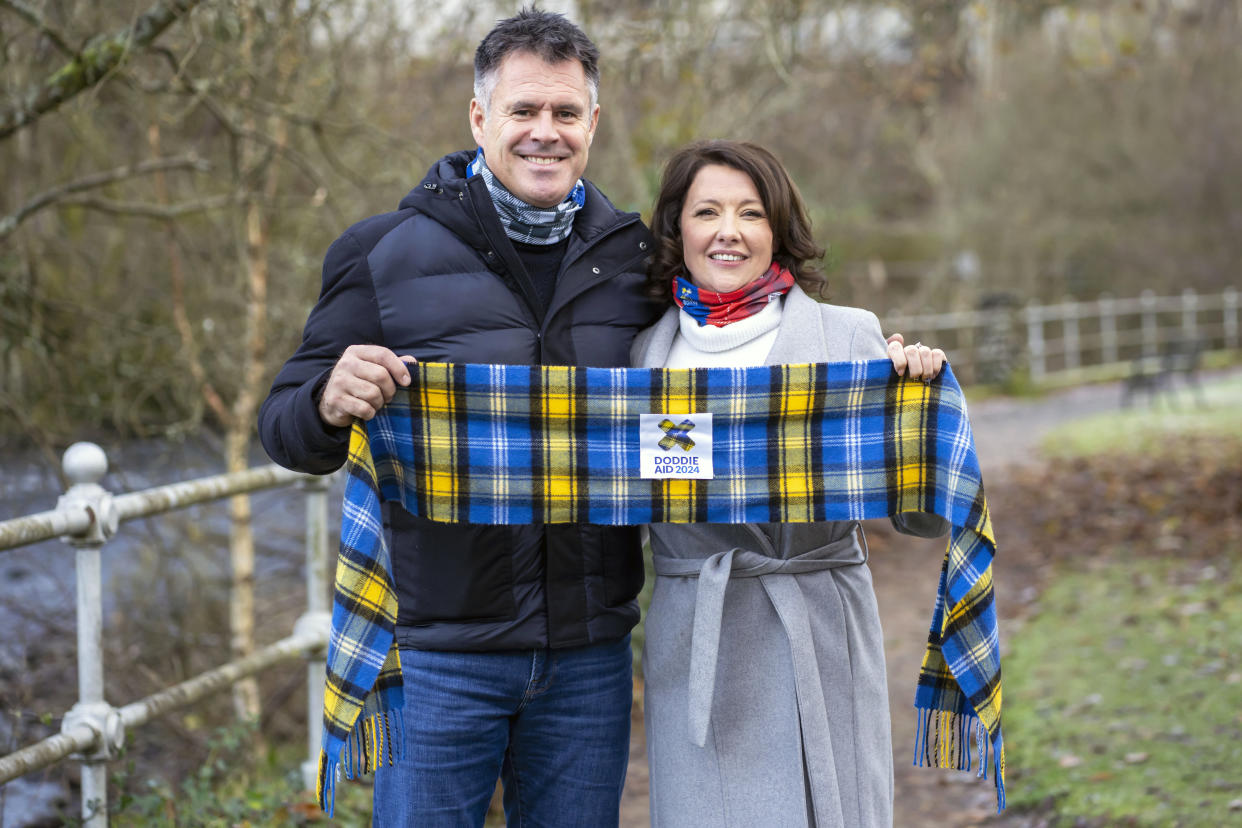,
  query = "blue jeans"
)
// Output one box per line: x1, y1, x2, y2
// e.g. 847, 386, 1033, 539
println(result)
372, 636, 633, 827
